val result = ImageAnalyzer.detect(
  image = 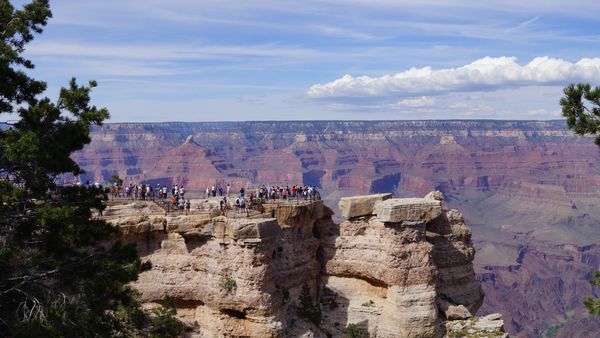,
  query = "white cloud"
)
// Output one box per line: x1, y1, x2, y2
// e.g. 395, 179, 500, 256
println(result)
525, 109, 561, 117
313, 25, 381, 41
307, 56, 600, 100
28, 41, 324, 61
395, 96, 436, 108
